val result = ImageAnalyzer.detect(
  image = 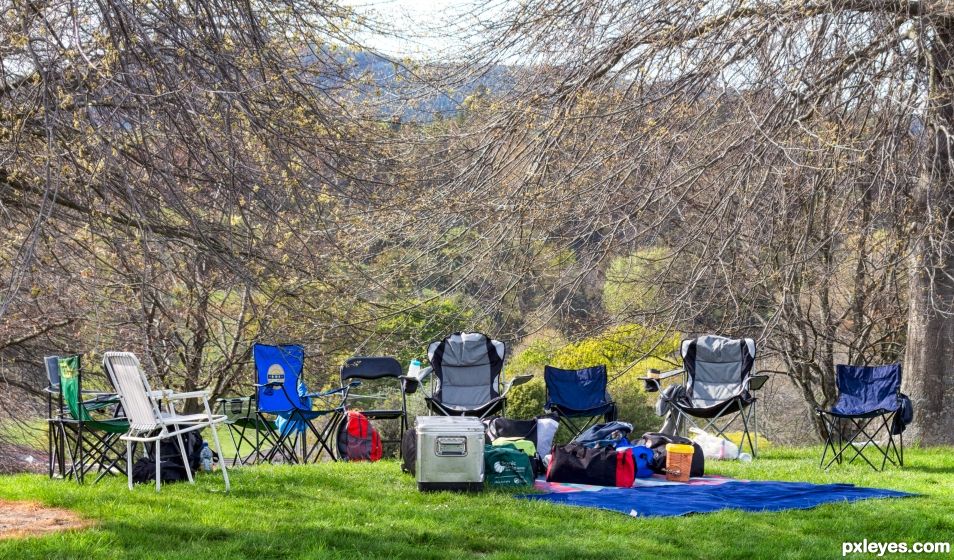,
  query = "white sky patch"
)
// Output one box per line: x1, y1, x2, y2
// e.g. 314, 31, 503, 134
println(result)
339, 0, 502, 59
